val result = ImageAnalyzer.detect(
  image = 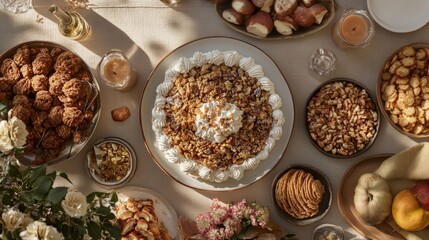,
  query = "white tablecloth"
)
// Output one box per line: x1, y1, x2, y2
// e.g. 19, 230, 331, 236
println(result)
1, 0, 428, 239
